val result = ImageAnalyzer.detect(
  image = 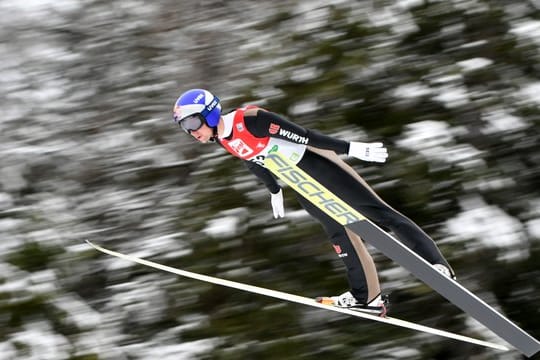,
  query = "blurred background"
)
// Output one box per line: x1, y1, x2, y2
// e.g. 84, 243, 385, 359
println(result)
1, 0, 539, 359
